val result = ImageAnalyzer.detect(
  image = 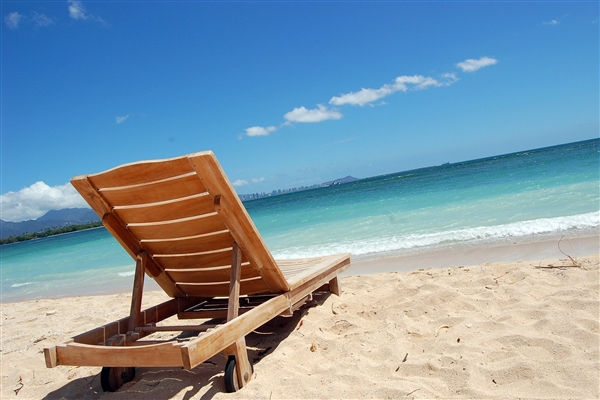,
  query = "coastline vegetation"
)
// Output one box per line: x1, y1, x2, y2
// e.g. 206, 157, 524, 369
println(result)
0, 222, 103, 245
